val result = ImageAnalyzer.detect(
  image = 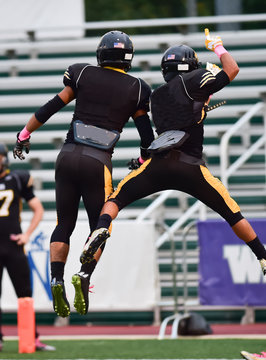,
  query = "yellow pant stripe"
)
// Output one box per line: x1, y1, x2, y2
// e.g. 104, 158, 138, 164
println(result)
109, 158, 152, 199
104, 165, 113, 233
200, 165, 240, 213
104, 165, 113, 201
